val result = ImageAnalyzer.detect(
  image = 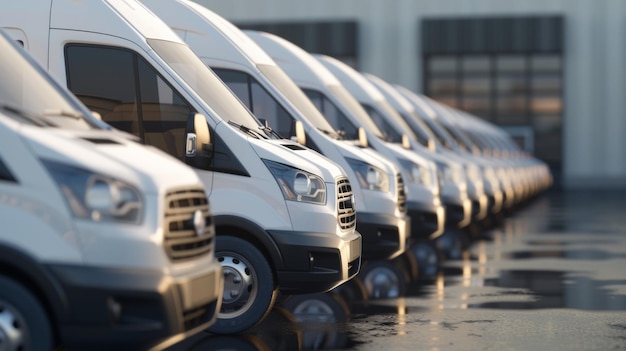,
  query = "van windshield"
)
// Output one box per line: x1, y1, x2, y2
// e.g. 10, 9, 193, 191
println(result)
257, 64, 339, 138
147, 39, 267, 135
327, 85, 385, 139
0, 32, 99, 129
